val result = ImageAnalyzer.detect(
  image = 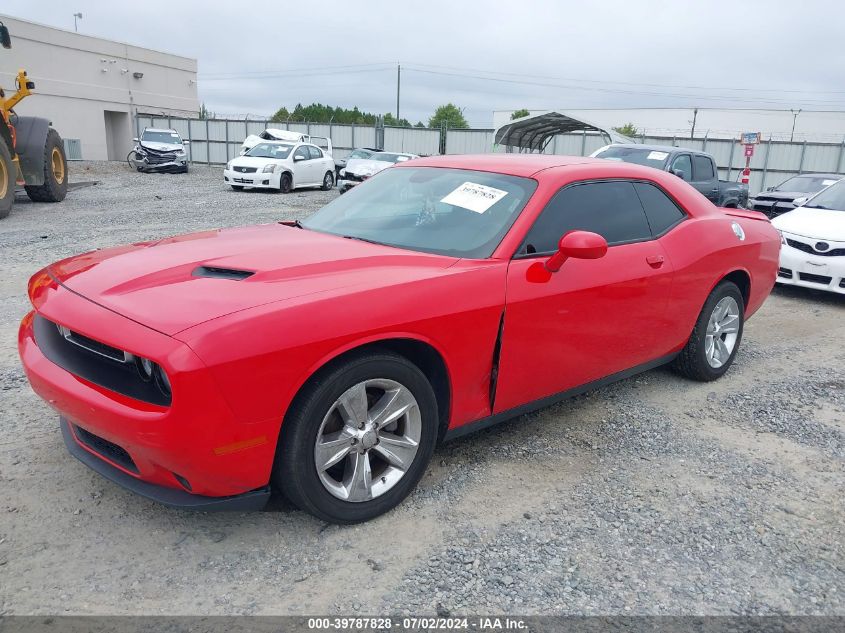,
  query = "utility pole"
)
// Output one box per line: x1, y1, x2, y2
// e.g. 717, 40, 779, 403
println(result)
73, 12, 82, 32
690, 107, 698, 140
790, 109, 802, 142
396, 64, 401, 122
